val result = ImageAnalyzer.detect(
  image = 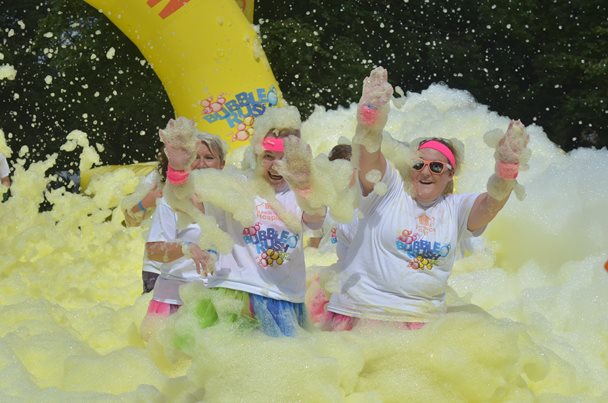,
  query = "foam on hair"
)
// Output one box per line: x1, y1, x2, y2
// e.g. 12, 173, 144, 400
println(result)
251, 106, 302, 155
